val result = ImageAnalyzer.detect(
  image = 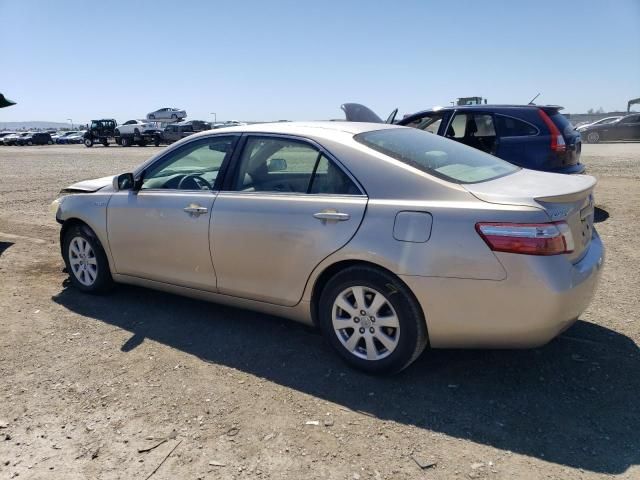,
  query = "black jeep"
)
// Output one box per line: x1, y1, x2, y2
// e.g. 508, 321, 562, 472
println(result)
84, 119, 117, 147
